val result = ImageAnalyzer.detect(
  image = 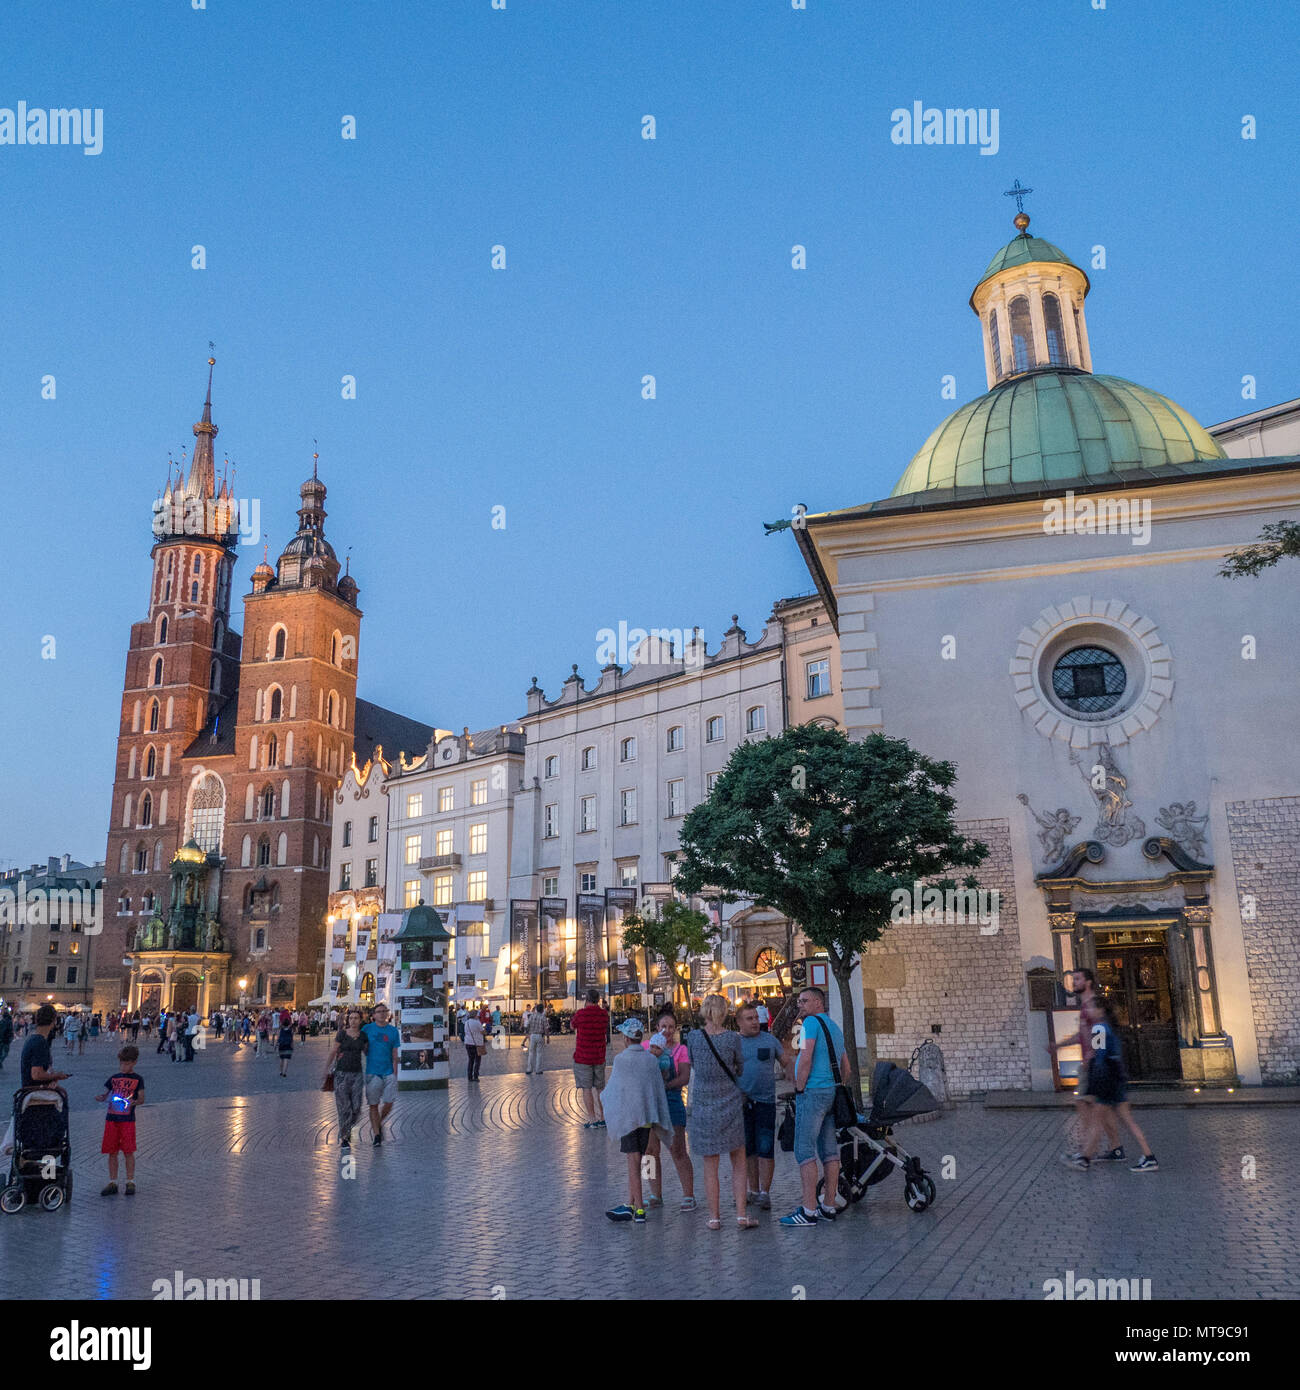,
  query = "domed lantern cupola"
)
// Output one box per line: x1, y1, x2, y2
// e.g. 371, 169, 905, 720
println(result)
970, 181, 1093, 389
